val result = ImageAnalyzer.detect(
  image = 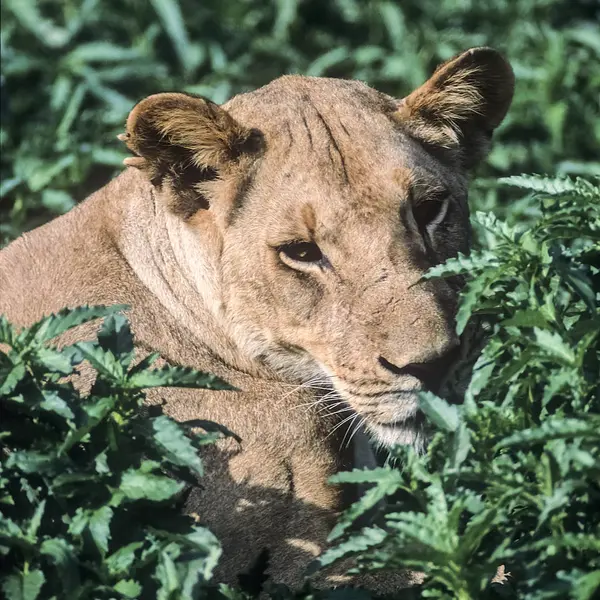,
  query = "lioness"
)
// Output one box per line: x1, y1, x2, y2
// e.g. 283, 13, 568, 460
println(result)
0, 47, 514, 588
